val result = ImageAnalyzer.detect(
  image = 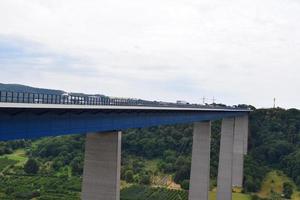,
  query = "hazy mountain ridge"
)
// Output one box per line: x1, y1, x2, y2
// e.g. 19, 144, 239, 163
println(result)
0, 83, 109, 98
0, 83, 65, 95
